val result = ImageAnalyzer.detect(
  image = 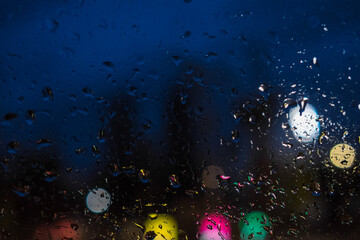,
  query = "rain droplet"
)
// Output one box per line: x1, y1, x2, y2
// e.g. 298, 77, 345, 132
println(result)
185, 190, 198, 197
26, 110, 36, 124
91, 145, 100, 156
71, 223, 79, 230
97, 129, 106, 143
42, 87, 53, 100
44, 170, 58, 182
258, 84, 266, 92
298, 97, 309, 115
144, 231, 157, 239
340, 214, 353, 225
172, 56, 182, 66
169, 174, 181, 188
102, 61, 115, 71
142, 119, 152, 131
3, 113, 18, 121
313, 57, 319, 66
139, 169, 150, 183
7, 141, 20, 153
82, 87, 95, 98
282, 142, 293, 148
179, 89, 188, 104
231, 130, 240, 143
182, 30, 191, 38
36, 138, 53, 148
283, 98, 297, 109
149, 213, 158, 219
